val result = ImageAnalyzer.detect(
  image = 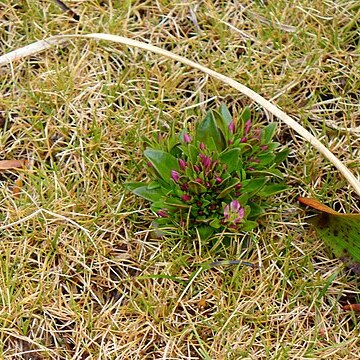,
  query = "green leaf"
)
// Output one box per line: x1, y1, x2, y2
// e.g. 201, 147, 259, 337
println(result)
219, 148, 241, 173
314, 214, 360, 272
242, 178, 267, 194
273, 149, 289, 165
258, 184, 287, 197
241, 221, 258, 231
240, 107, 251, 123
262, 123, 277, 143
256, 153, 276, 166
196, 110, 226, 151
144, 149, 180, 183
217, 180, 242, 199
125, 182, 146, 191
219, 104, 233, 126
178, 144, 199, 163
132, 185, 167, 202
248, 201, 264, 219
196, 226, 215, 240
164, 197, 190, 208
209, 218, 221, 229
299, 197, 360, 274
247, 169, 284, 179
